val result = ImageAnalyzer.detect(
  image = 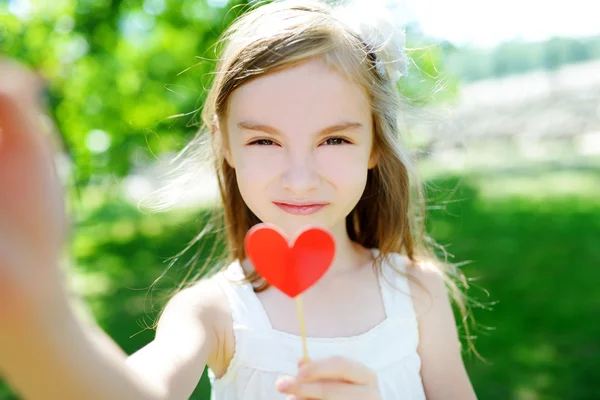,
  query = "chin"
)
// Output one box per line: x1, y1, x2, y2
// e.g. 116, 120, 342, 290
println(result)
279, 219, 342, 241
